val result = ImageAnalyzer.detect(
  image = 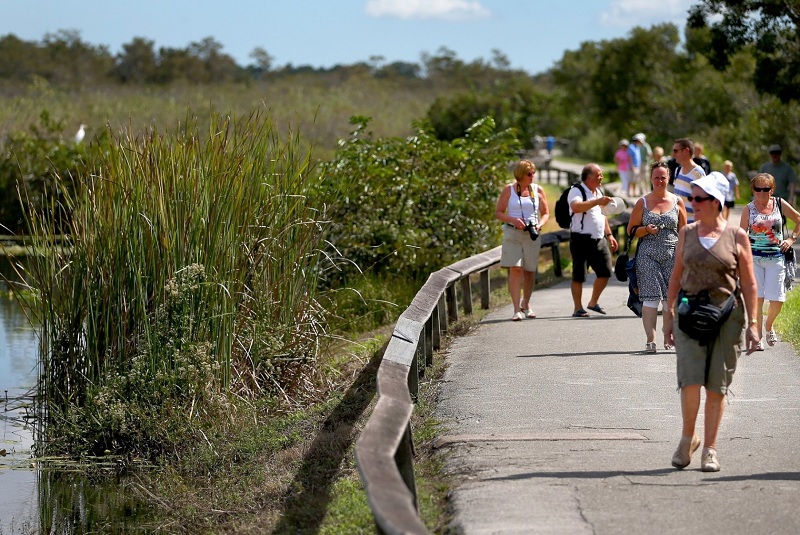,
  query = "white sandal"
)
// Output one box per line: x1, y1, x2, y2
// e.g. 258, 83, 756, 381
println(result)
767, 330, 778, 346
